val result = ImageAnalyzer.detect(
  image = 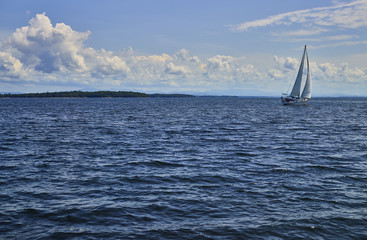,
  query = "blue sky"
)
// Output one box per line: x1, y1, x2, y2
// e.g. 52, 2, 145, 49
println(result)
0, 0, 367, 96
